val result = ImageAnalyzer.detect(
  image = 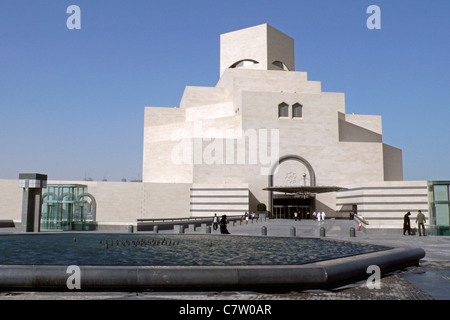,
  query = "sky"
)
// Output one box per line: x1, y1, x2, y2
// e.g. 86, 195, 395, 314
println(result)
0, 0, 449, 182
